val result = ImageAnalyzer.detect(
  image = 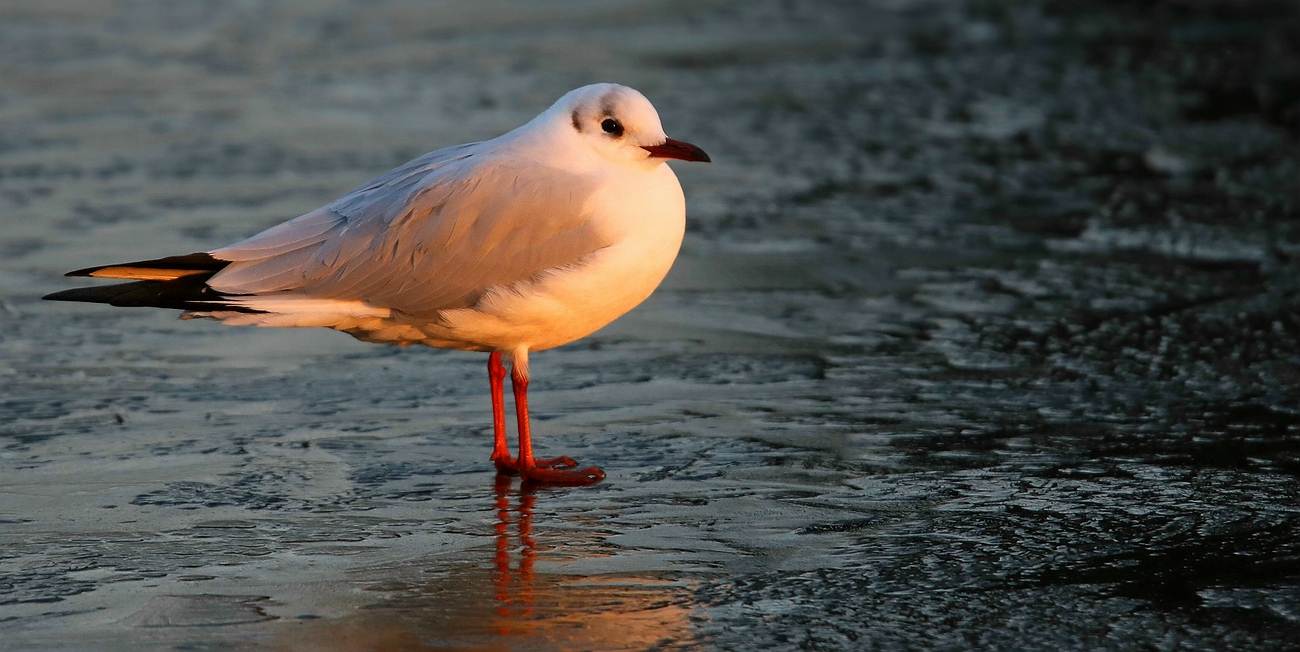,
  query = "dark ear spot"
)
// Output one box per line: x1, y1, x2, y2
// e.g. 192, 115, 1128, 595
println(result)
571, 110, 582, 131
599, 90, 620, 118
